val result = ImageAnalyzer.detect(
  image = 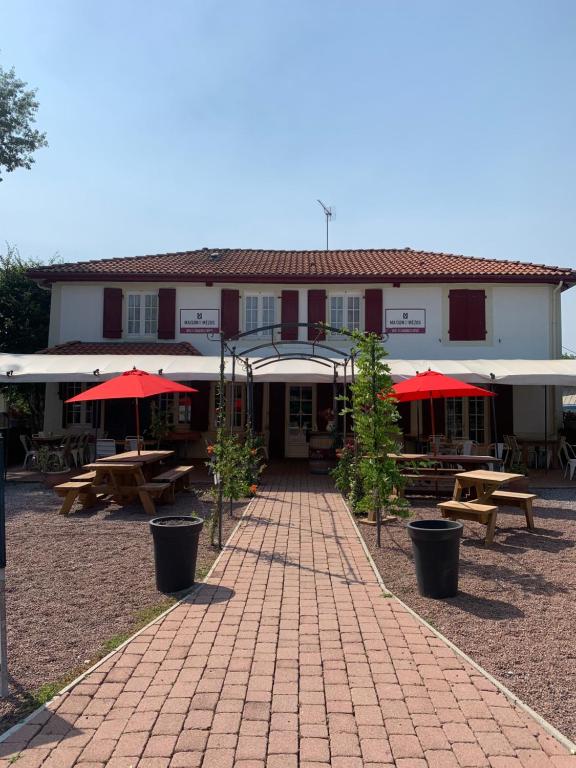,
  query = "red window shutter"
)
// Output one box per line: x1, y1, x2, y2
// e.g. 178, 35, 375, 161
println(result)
364, 289, 383, 335
449, 289, 486, 341
281, 290, 299, 340
221, 289, 240, 339
102, 287, 123, 339
158, 288, 176, 339
308, 289, 326, 340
